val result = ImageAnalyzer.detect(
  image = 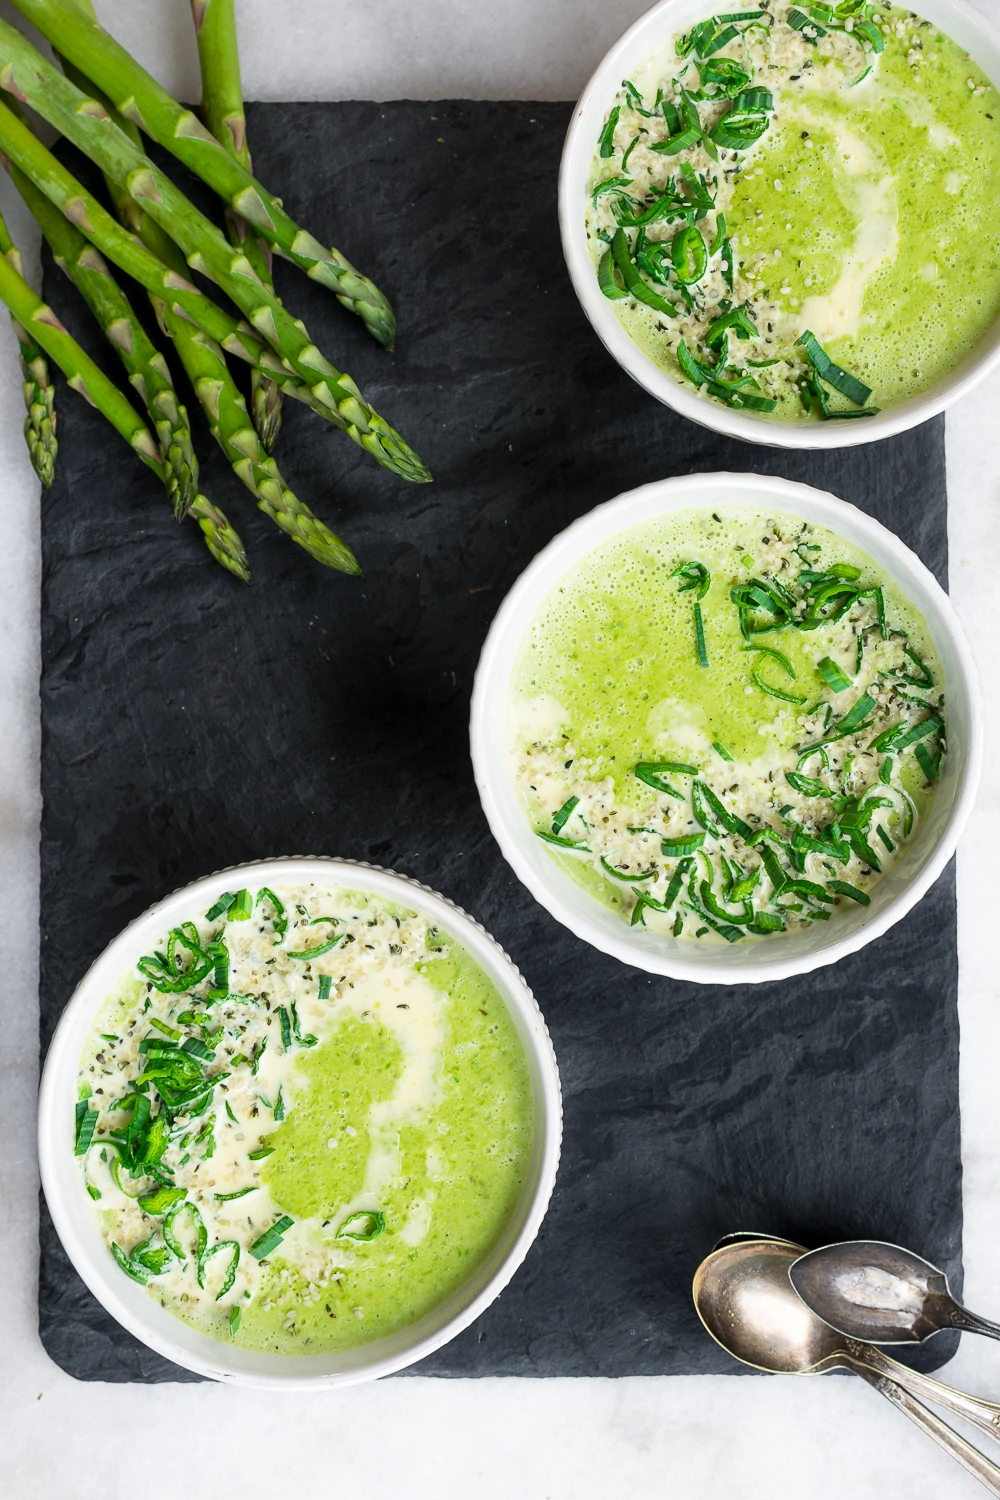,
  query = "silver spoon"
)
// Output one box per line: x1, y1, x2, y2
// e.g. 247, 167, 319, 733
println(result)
693, 1238, 1000, 1494
791, 1240, 1000, 1346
